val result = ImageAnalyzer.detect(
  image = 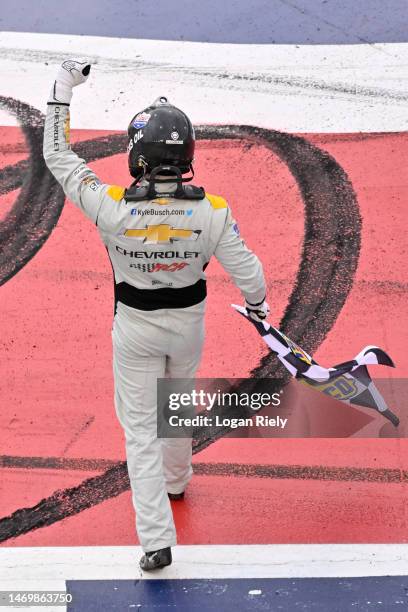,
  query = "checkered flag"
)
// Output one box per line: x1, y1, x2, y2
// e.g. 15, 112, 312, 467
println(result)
232, 304, 399, 427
